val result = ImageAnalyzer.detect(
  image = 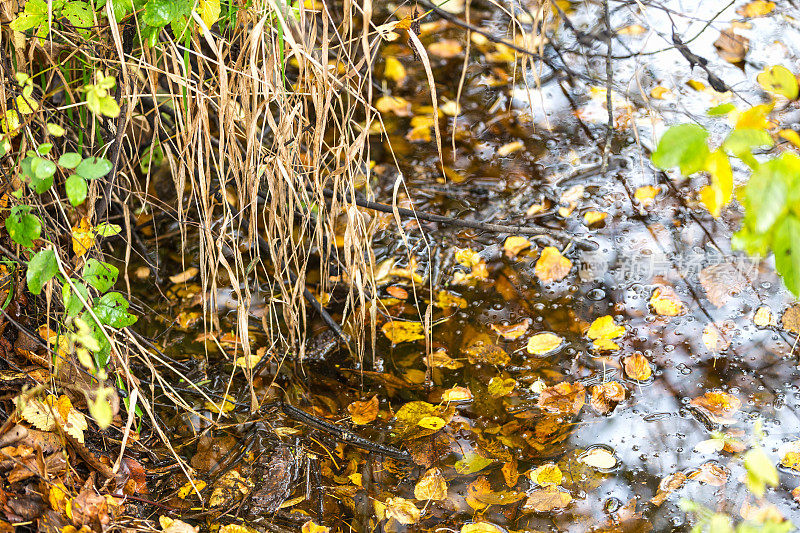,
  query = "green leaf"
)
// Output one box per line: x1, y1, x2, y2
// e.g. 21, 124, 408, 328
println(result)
63, 279, 90, 317
774, 215, 800, 296
79, 312, 111, 368
6, 205, 41, 247
707, 103, 736, 116
61, 1, 93, 29
722, 128, 774, 168
94, 223, 121, 237
741, 153, 799, 233
46, 123, 65, 137
9, 12, 47, 32
32, 157, 56, 180
83, 259, 119, 292
757, 65, 799, 100
26, 249, 58, 295
58, 152, 82, 168
37, 143, 52, 155
65, 175, 88, 206
743, 447, 778, 498
143, 0, 176, 26
93, 292, 137, 327
652, 123, 710, 175
76, 156, 113, 179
